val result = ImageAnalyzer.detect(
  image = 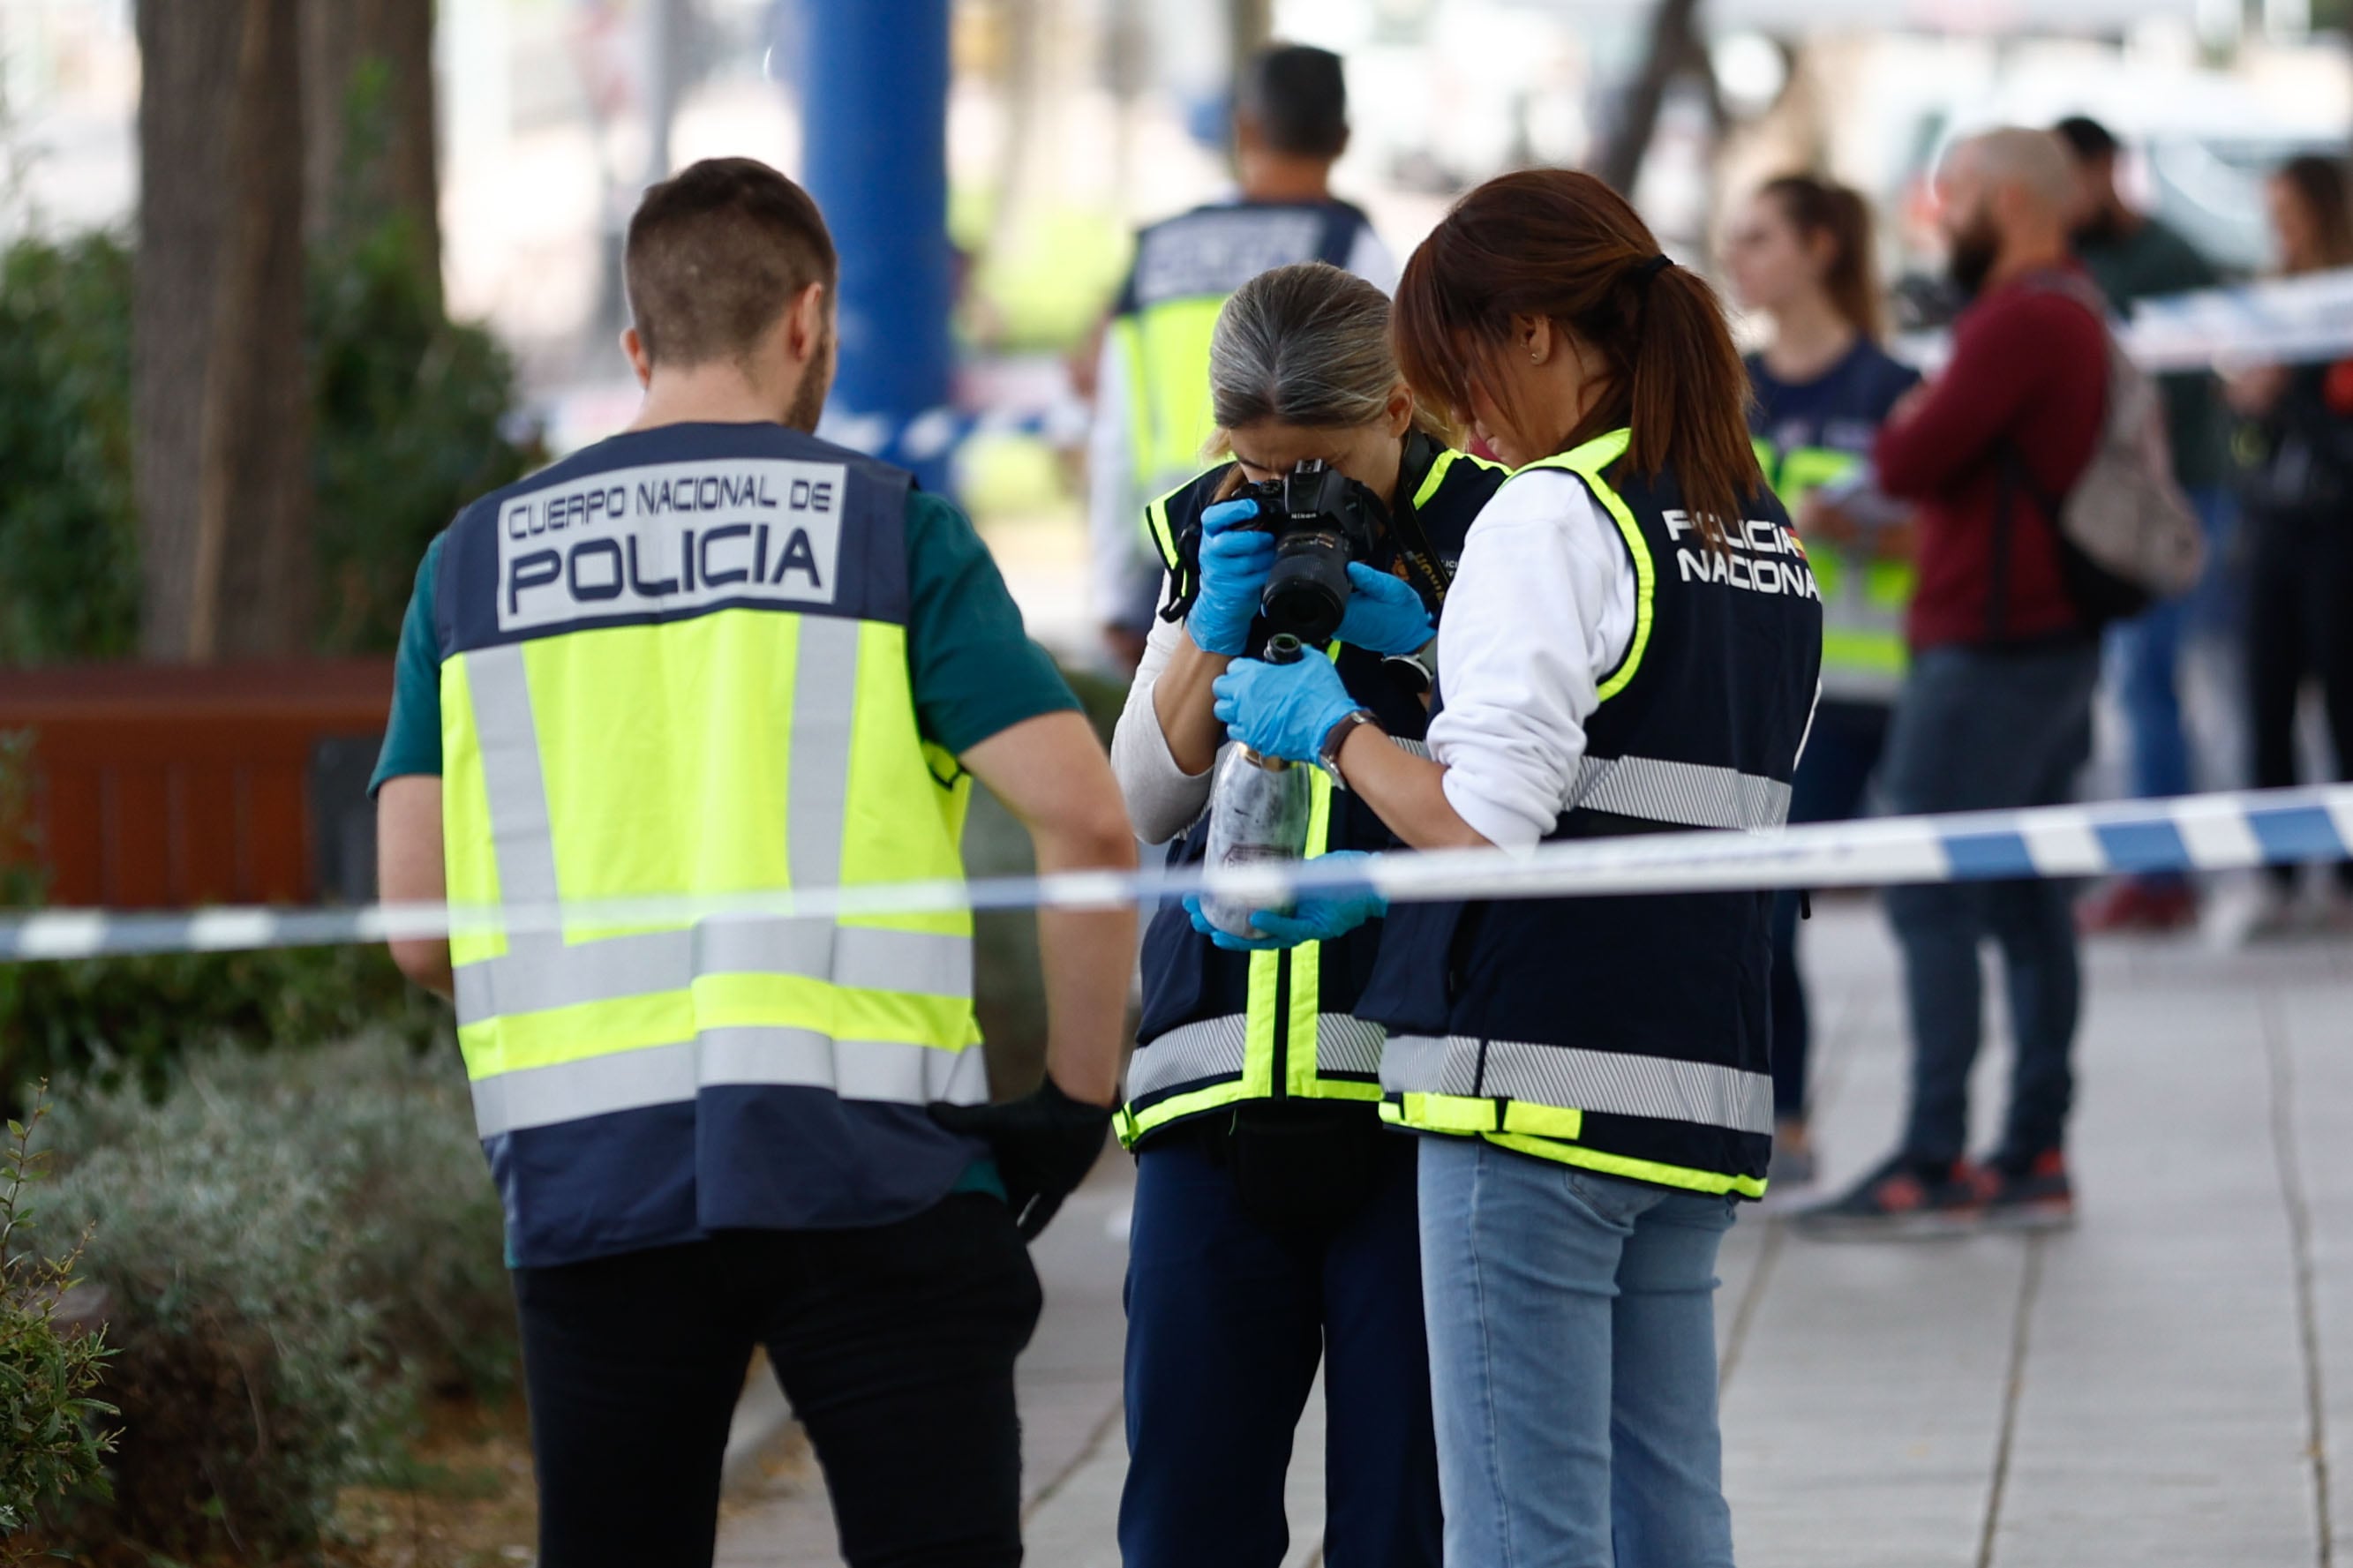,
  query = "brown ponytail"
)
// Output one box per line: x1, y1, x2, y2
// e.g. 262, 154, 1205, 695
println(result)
1392, 168, 1760, 551
1760, 174, 1883, 341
